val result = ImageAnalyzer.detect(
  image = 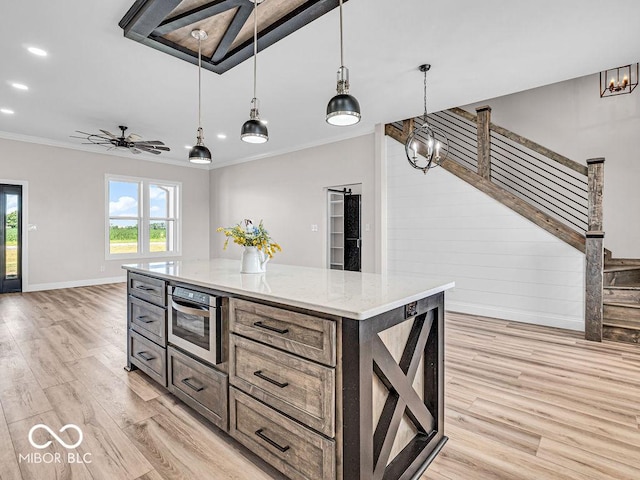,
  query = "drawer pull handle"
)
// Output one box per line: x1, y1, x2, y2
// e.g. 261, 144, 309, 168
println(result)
136, 315, 154, 323
181, 378, 204, 392
255, 429, 290, 453
253, 321, 289, 335
136, 285, 156, 292
136, 351, 155, 362
254, 370, 289, 388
